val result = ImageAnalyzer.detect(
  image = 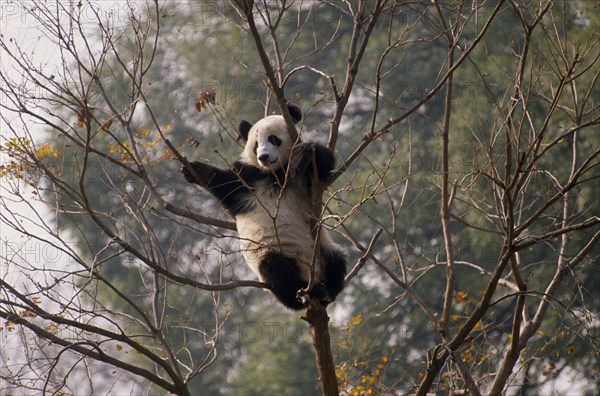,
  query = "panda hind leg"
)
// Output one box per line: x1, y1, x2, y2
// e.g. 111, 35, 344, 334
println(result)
258, 252, 307, 311
320, 249, 347, 302
258, 250, 347, 310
